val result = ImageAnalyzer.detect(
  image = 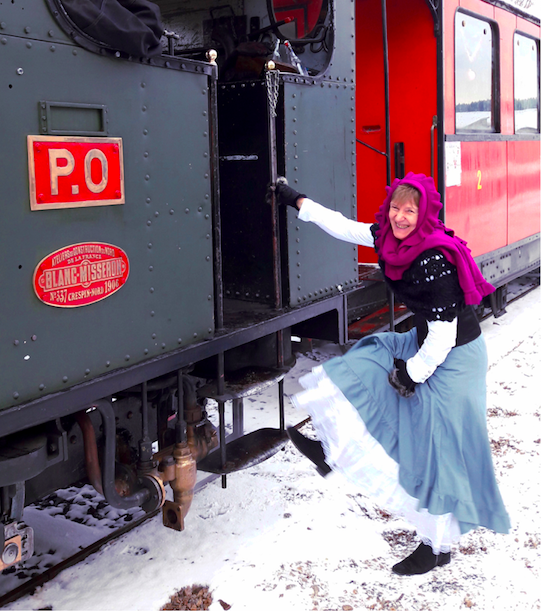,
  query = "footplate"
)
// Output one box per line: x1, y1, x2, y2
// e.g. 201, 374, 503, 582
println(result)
197, 366, 287, 401
197, 428, 288, 474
